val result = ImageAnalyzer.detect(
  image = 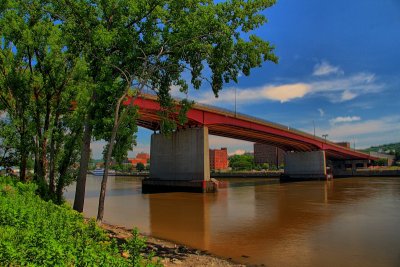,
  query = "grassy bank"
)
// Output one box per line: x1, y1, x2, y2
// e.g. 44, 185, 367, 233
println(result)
0, 176, 160, 266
